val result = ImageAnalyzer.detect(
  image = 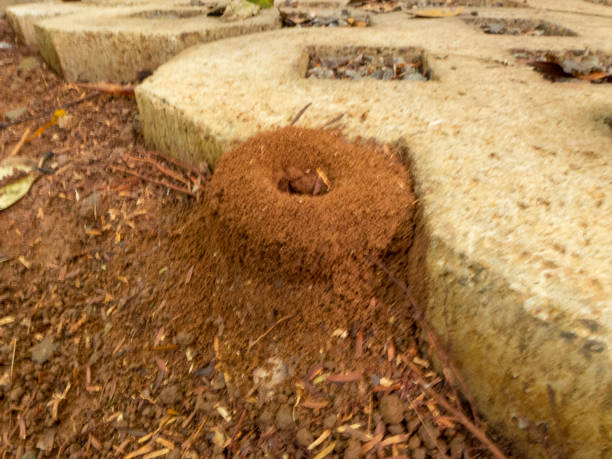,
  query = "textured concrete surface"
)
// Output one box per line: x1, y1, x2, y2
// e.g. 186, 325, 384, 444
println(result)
30, 2, 280, 82
135, 6, 612, 458
6, 2, 91, 46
